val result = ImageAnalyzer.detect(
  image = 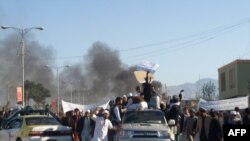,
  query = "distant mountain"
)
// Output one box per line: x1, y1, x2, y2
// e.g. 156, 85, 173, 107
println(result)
165, 78, 218, 100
